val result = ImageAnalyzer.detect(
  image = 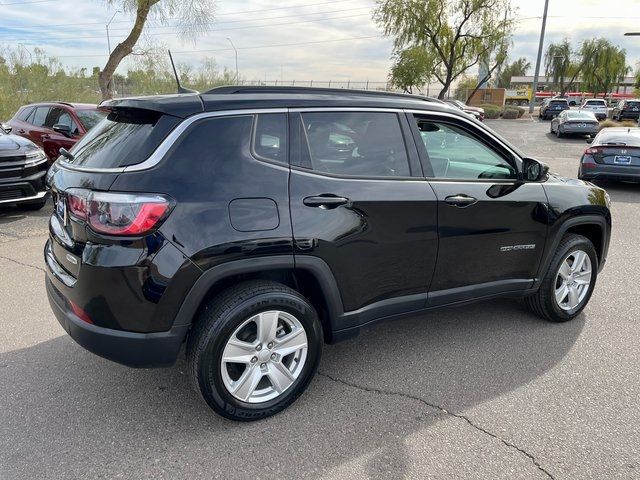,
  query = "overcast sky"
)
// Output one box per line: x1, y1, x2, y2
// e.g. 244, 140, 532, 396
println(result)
1, 0, 639, 85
